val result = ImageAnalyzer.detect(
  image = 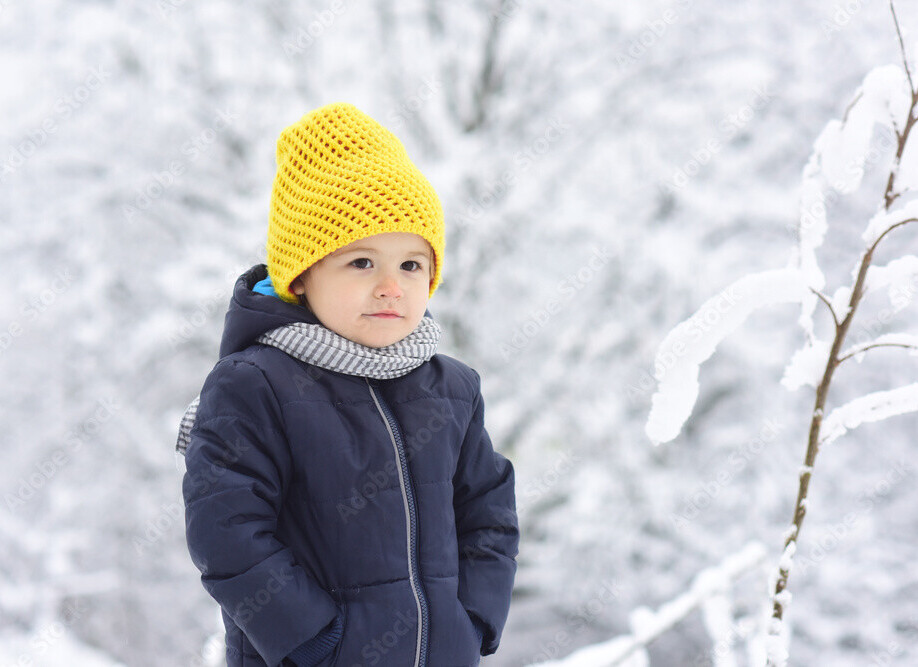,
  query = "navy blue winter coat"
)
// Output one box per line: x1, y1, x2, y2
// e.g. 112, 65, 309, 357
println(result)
182, 264, 519, 667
